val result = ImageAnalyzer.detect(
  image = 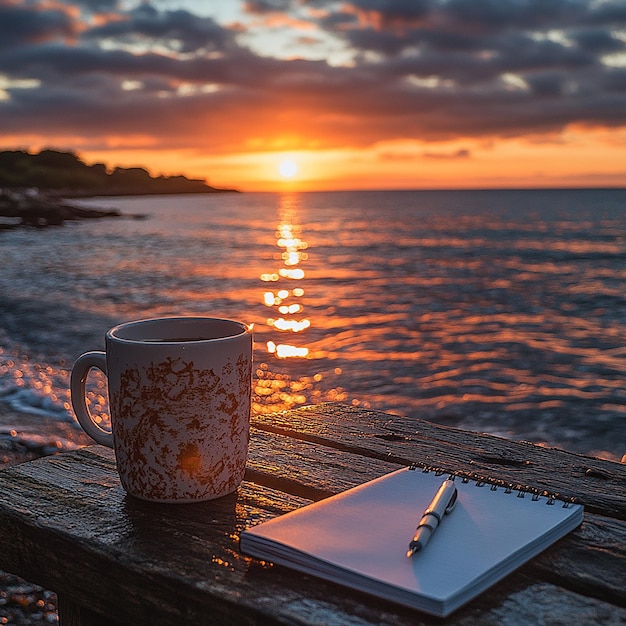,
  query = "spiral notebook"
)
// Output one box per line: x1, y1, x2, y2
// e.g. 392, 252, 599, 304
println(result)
240, 465, 583, 617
